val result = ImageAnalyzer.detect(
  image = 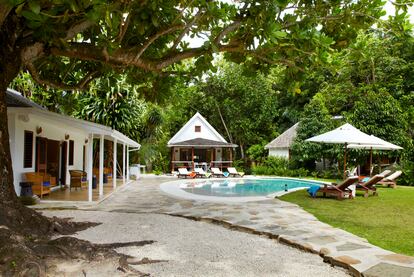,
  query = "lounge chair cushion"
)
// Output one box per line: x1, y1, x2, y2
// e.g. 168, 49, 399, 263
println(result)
307, 185, 320, 197
42, 181, 50, 187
